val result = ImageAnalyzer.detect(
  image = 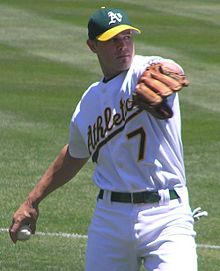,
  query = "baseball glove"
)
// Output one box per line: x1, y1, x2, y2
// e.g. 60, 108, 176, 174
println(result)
133, 63, 189, 119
